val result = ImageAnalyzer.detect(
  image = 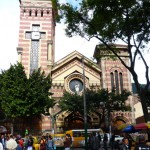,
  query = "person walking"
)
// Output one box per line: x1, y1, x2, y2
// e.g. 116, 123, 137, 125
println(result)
6, 135, 17, 150
120, 137, 130, 150
0, 142, 3, 150
64, 134, 72, 150
89, 132, 100, 150
0, 135, 6, 150
27, 135, 33, 150
134, 135, 150, 150
46, 135, 54, 150
40, 136, 46, 150
110, 133, 115, 150
103, 133, 108, 150
16, 140, 22, 150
